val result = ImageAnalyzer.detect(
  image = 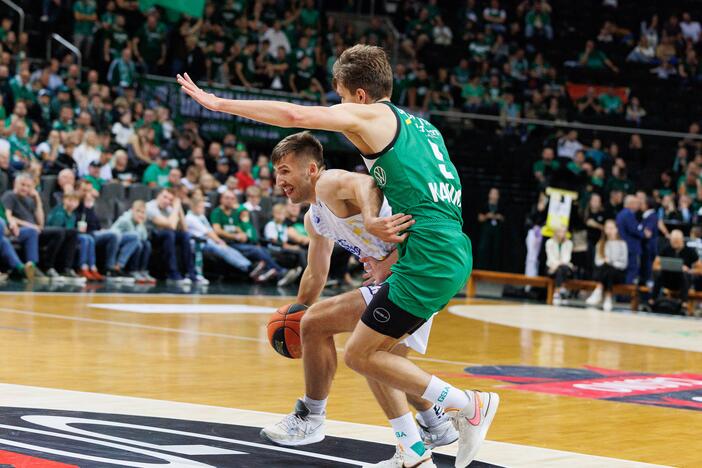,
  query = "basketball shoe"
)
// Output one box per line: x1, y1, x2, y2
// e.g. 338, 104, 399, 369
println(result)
451, 390, 499, 468
260, 399, 325, 446
416, 408, 459, 449
362, 445, 436, 468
